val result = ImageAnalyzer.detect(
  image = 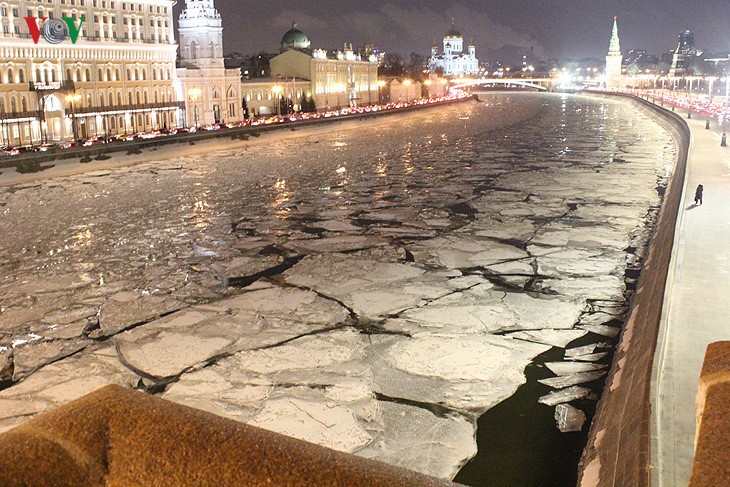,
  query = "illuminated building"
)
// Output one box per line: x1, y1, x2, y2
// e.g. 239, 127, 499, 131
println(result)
669, 30, 697, 77
428, 21, 478, 78
0, 0, 179, 146
176, 0, 241, 127
269, 23, 378, 110
605, 16, 623, 89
